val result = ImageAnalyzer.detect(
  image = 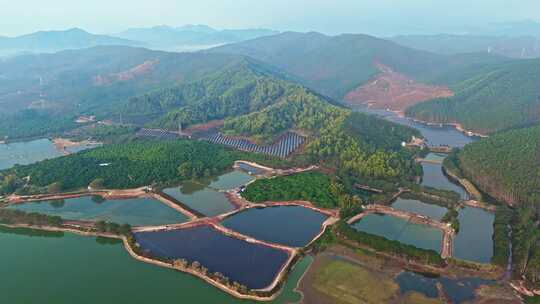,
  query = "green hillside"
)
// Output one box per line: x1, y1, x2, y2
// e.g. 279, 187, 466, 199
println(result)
406, 59, 540, 134
0, 46, 253, 139
209, 32, 506, 99
449, 125, 540, 205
